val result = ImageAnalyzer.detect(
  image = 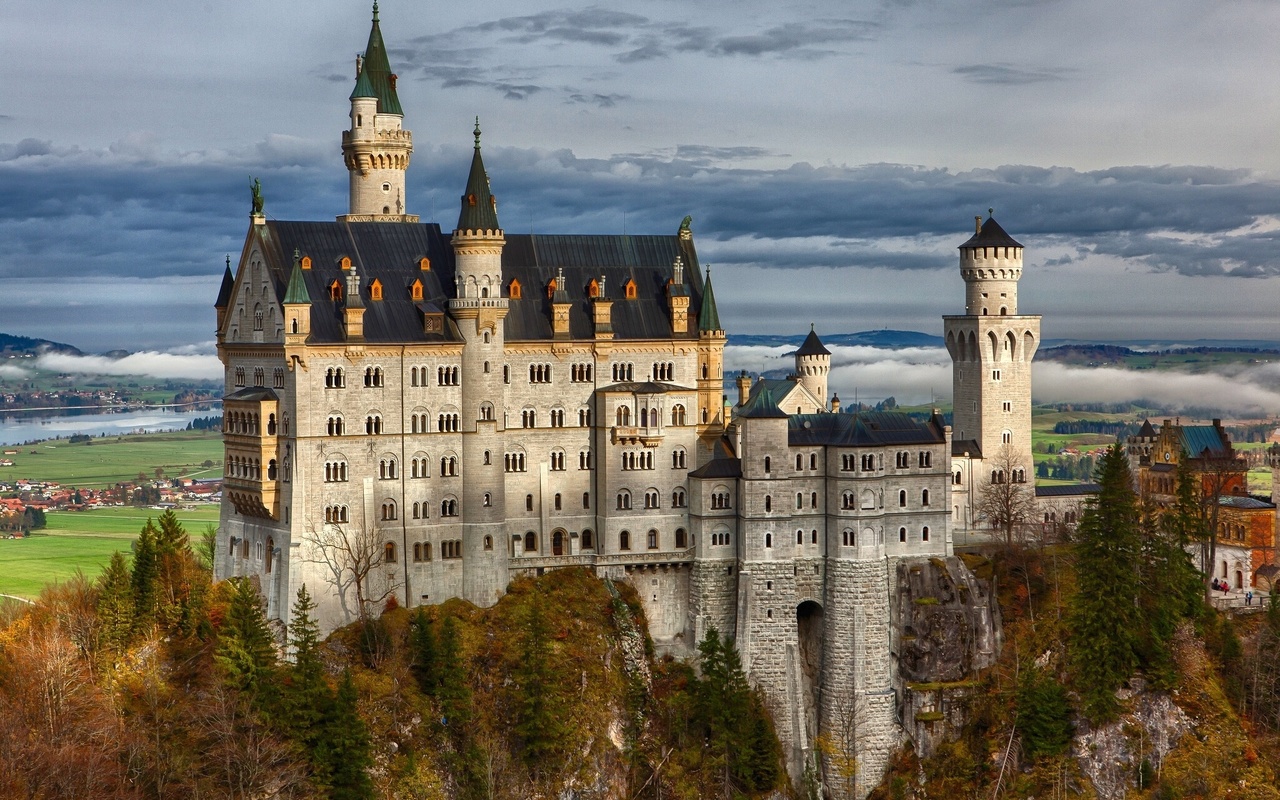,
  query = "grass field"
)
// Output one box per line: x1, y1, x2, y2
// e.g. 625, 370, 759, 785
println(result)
1, 430, 223, 489
0, 506, 220, 600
